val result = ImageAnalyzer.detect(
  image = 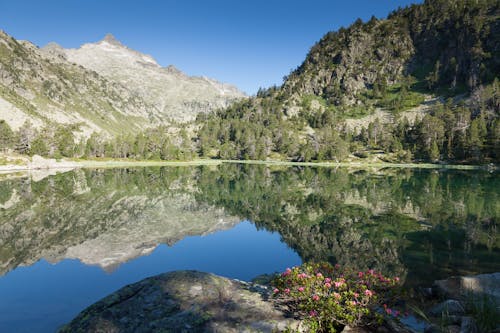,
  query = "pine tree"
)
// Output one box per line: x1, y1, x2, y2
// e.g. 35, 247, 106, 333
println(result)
0, 120, 14, 150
